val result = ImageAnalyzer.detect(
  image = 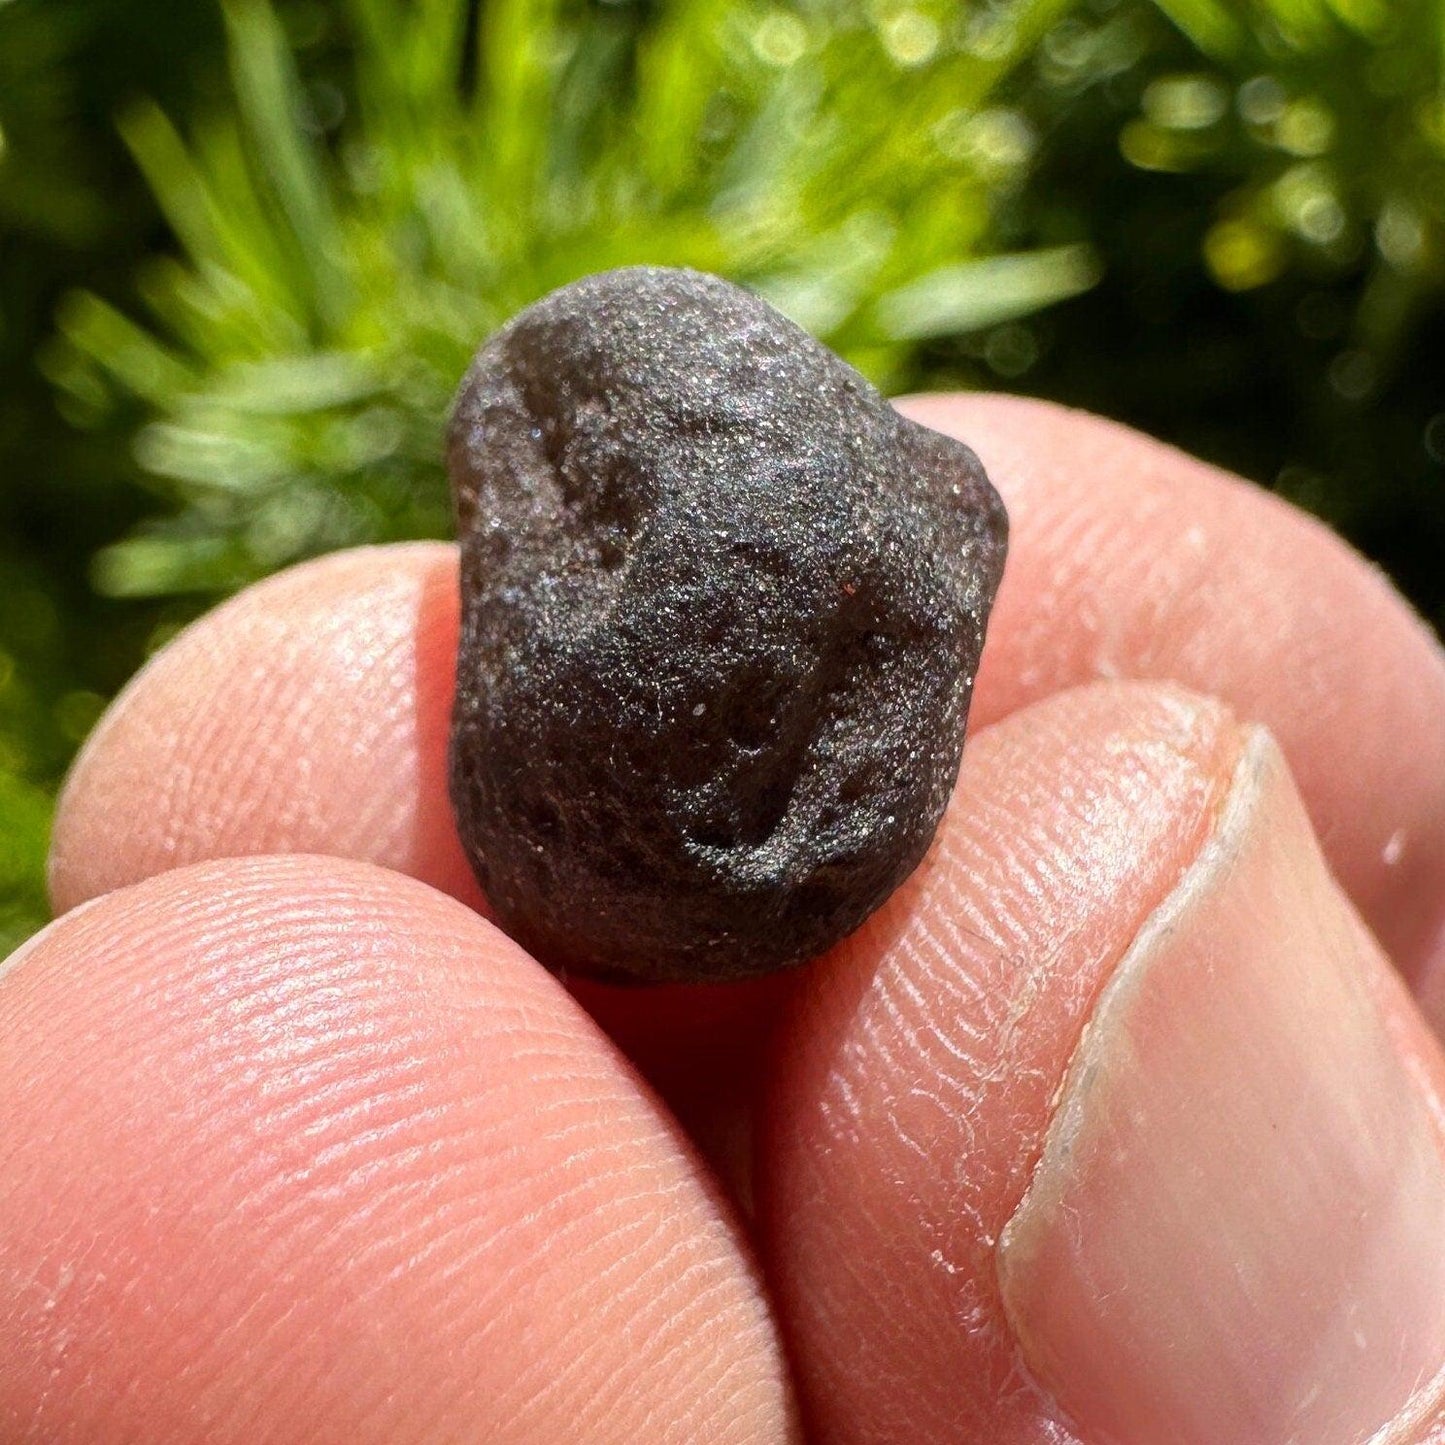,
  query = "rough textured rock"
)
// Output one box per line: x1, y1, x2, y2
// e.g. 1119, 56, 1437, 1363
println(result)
447, 266, 1007, 984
